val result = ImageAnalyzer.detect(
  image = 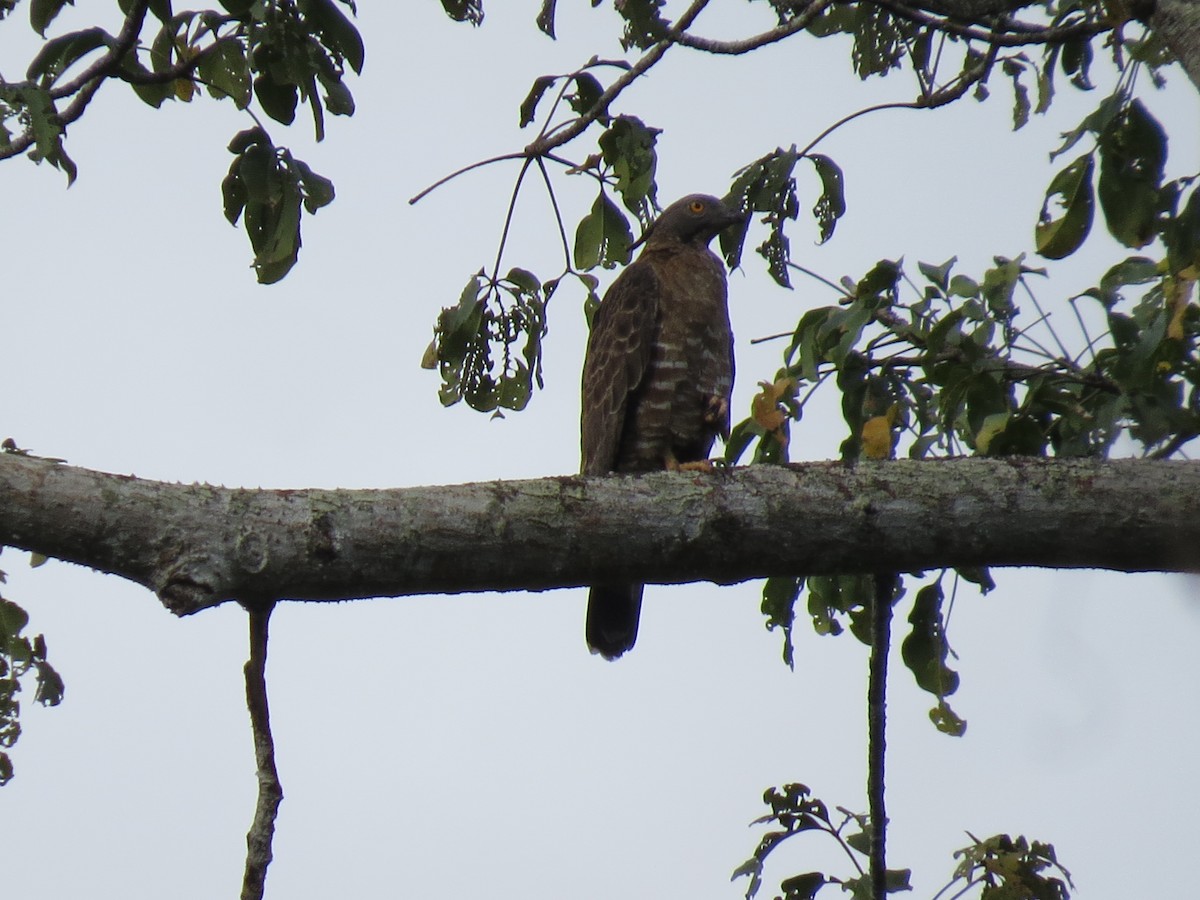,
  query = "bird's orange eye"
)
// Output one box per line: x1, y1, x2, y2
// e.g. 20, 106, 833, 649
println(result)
689, 200, 706, 214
